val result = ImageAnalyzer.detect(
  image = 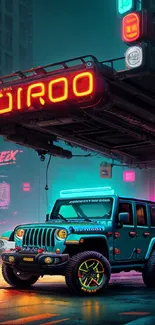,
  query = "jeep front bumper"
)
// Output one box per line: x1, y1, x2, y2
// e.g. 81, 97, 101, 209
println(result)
1, 249, 69, 275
